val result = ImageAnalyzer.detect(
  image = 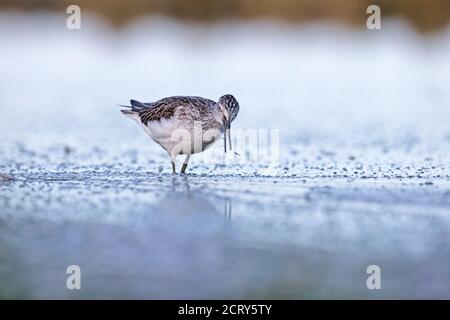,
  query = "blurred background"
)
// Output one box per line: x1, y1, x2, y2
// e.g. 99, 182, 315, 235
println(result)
1, 1, 450, 299
2, 0, 450, 32
1, 0, 450, 154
